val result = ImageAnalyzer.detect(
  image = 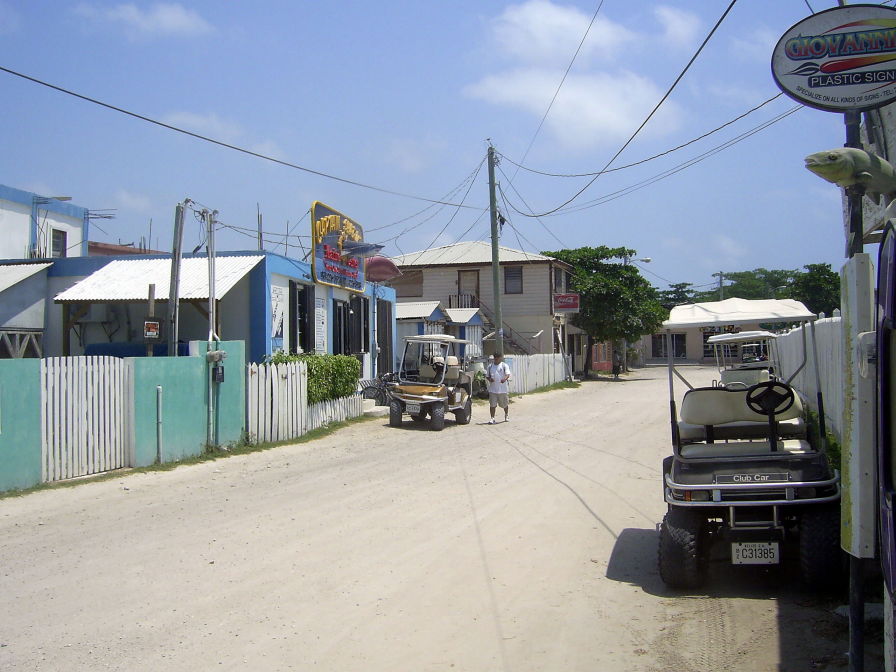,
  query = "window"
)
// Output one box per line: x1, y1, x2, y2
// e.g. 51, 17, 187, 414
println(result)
349, 293, 370, 354
553, 266, 564, 293
289, 282, 314, 353
652, 334, 686, 358
392, 271, 423, 297
504, 266, 523, 294
52, 229, 67, 258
